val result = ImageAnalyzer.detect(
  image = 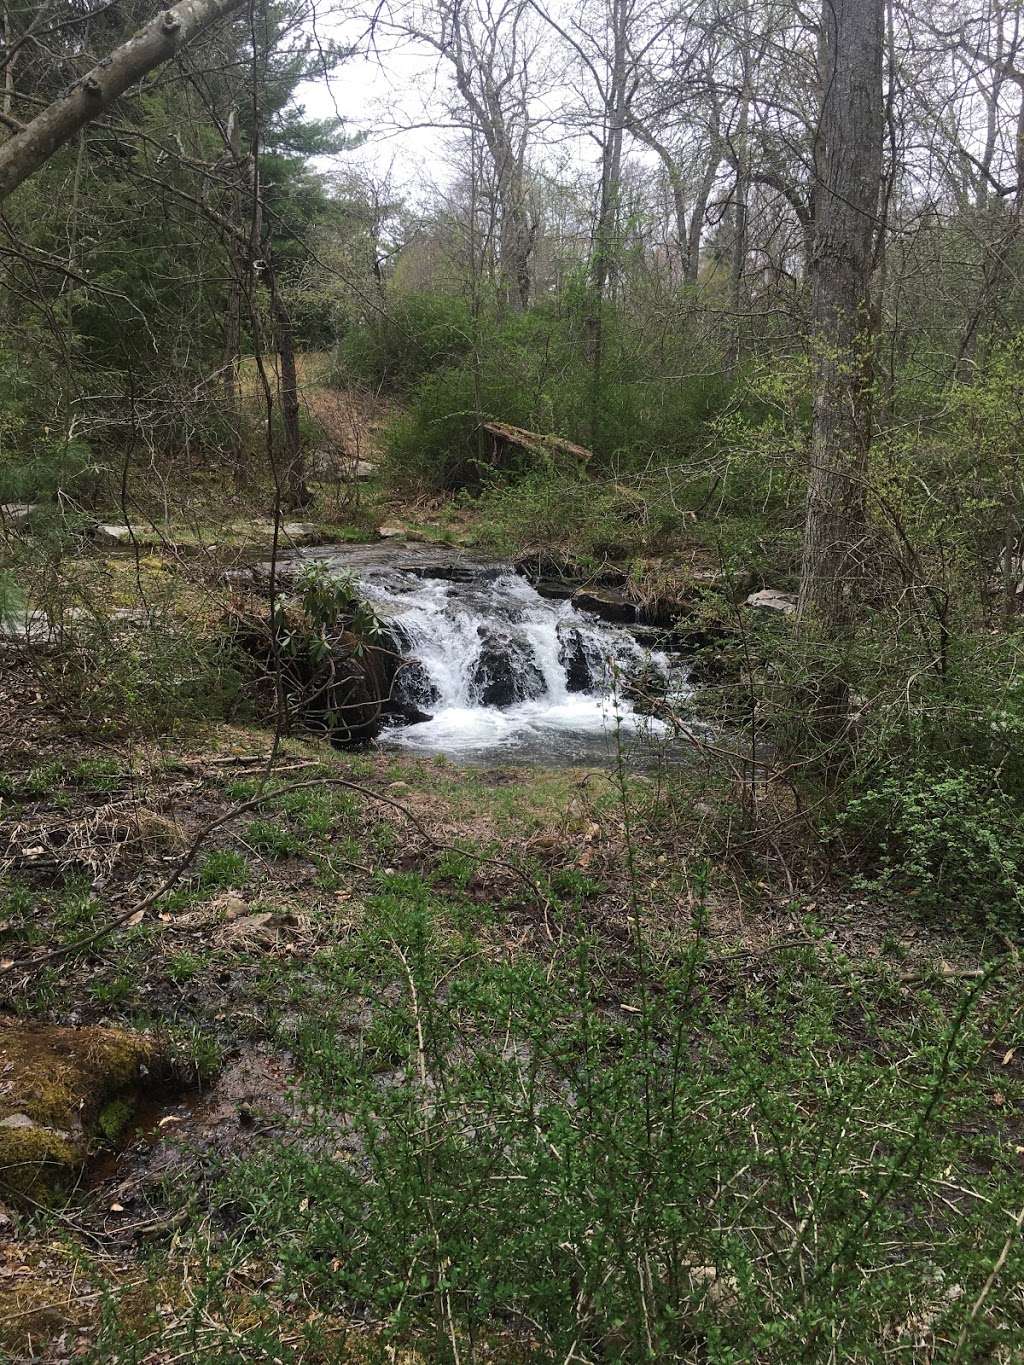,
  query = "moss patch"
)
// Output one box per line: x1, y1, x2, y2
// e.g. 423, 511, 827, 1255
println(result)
0, 1020, 164, 1201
